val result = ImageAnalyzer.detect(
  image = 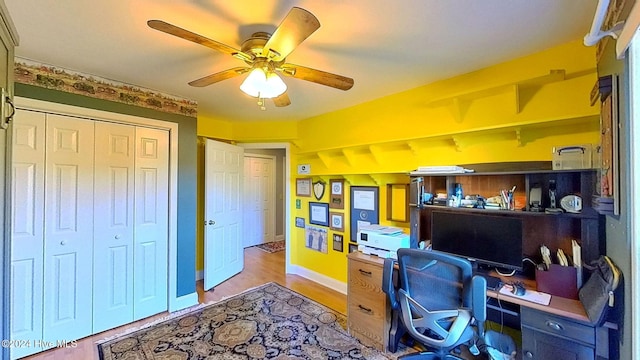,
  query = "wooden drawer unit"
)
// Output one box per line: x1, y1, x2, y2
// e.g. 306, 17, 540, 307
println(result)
521, 307, 597, 360
347, 254, 388, 350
